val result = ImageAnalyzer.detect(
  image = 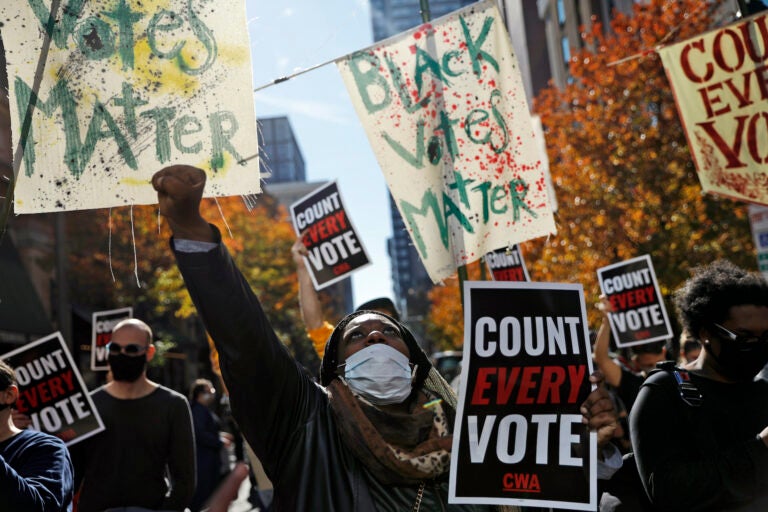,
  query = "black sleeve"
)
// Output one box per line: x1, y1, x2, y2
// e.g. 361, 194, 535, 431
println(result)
162, 394, 196, 510
171, 228, 324, 482
630, 373, 768, 510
